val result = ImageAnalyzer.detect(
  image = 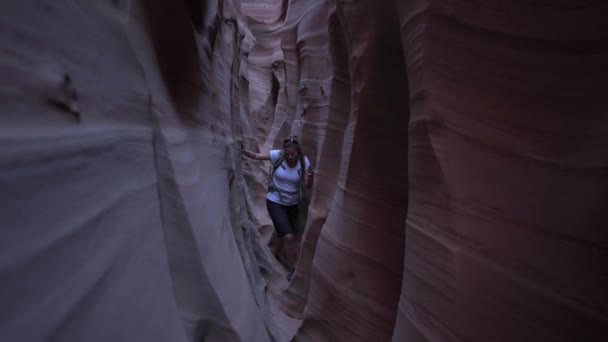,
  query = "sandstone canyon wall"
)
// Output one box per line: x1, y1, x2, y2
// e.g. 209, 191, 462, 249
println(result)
391, 2, 608, 341
0, 1, 276, 341
1, 0, 607, 342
